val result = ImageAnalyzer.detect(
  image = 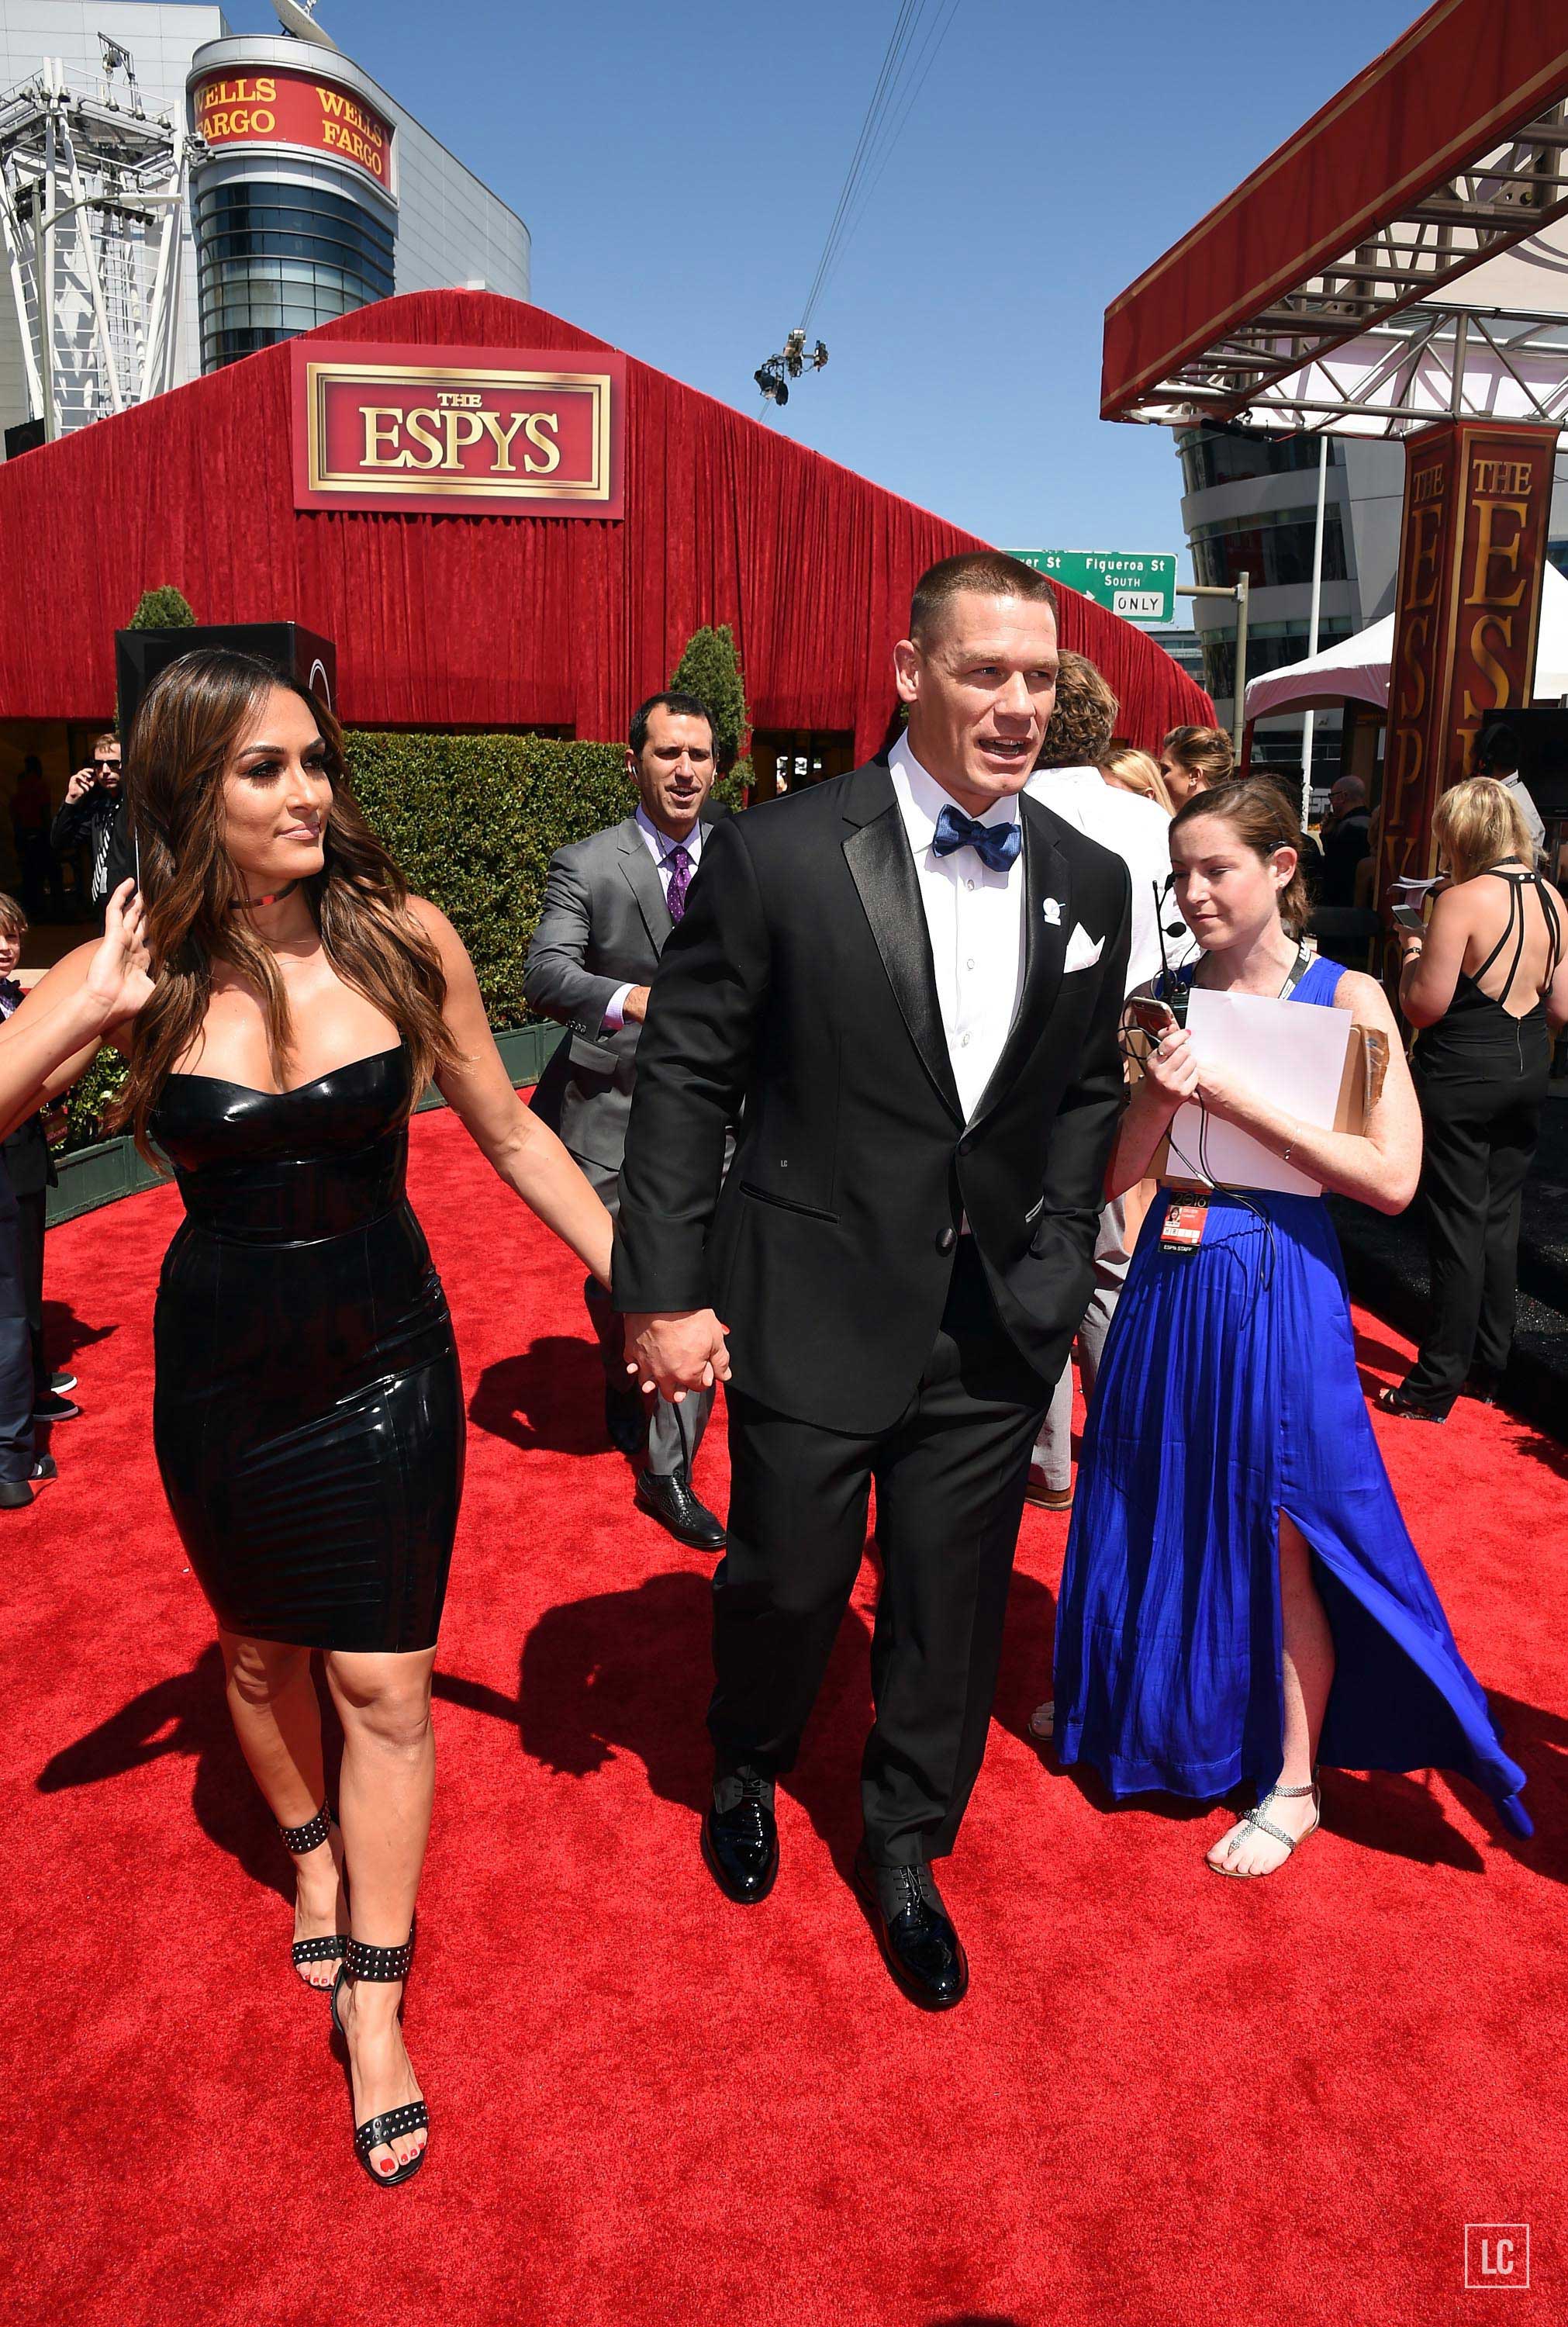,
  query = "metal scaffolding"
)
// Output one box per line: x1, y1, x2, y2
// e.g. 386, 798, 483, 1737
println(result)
1116, 99, 1568, 438
0, 39, 200, 440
